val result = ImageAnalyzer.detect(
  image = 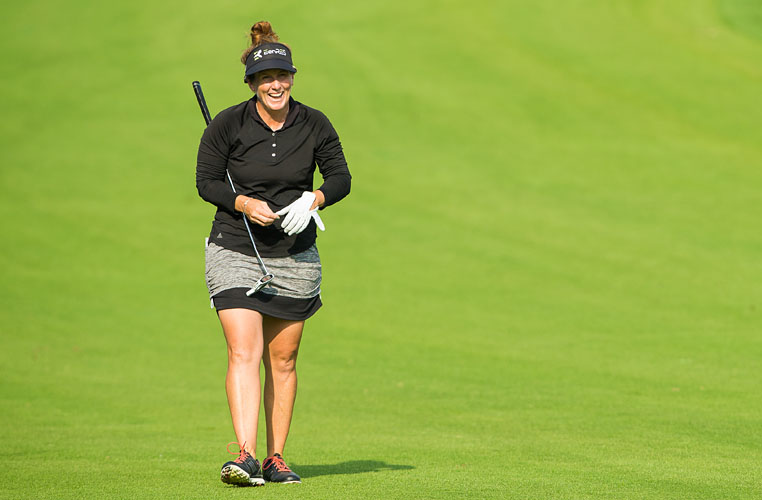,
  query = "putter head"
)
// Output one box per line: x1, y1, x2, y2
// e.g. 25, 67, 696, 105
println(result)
246, 273, 275, 296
